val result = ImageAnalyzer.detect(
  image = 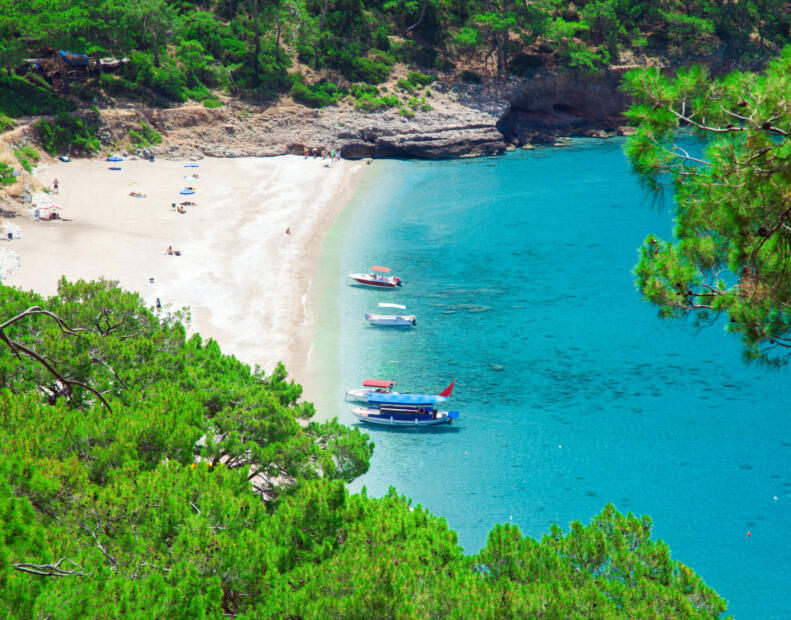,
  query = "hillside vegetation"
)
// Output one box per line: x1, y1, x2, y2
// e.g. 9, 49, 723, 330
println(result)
1, 0, 789, 118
